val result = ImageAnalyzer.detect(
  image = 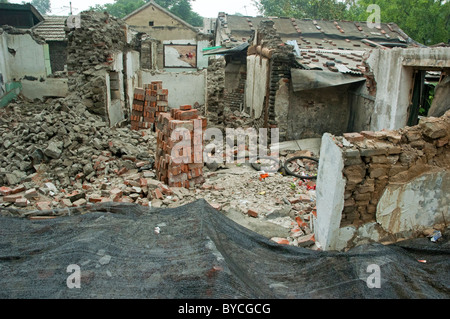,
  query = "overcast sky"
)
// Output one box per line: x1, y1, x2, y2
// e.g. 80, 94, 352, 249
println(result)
10, 0, 261, 18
